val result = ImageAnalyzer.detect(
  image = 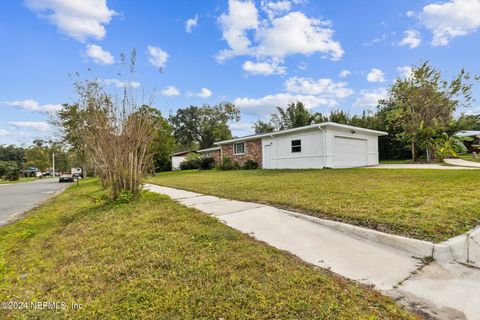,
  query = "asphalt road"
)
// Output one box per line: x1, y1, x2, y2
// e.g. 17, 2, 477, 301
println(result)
0, 178, 69, 226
